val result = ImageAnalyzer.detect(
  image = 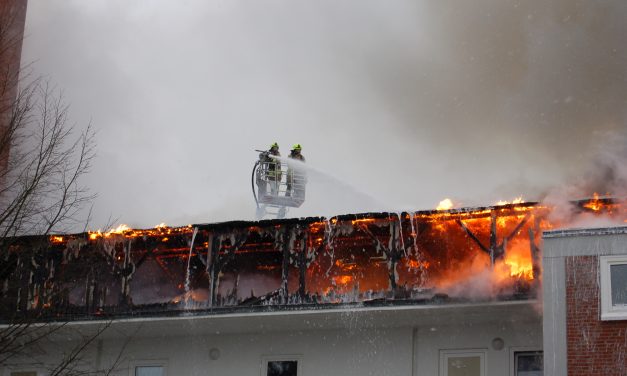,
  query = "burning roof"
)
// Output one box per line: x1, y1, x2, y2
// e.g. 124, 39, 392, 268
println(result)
1, 197, 625, 322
